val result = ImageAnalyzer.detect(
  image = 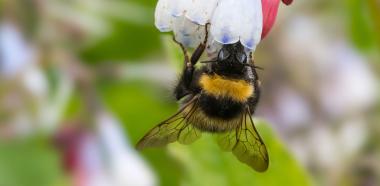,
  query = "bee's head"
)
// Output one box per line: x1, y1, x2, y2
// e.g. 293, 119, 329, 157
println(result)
211, 42, 249, 76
